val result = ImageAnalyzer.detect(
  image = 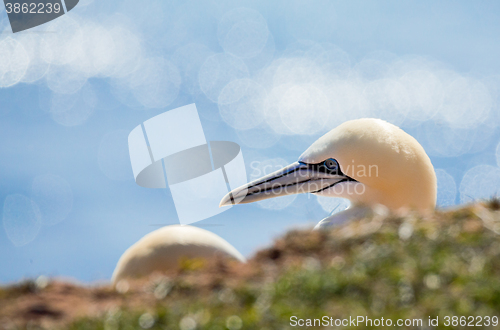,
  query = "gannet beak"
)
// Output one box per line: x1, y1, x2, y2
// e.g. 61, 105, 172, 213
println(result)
219, 161, 352, 207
